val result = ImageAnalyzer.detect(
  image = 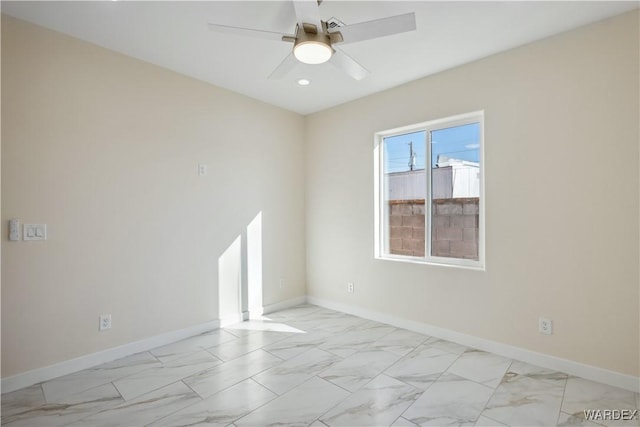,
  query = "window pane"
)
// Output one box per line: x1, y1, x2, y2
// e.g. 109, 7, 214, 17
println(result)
383, 131, 426, 257
430, 123, 480, 260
